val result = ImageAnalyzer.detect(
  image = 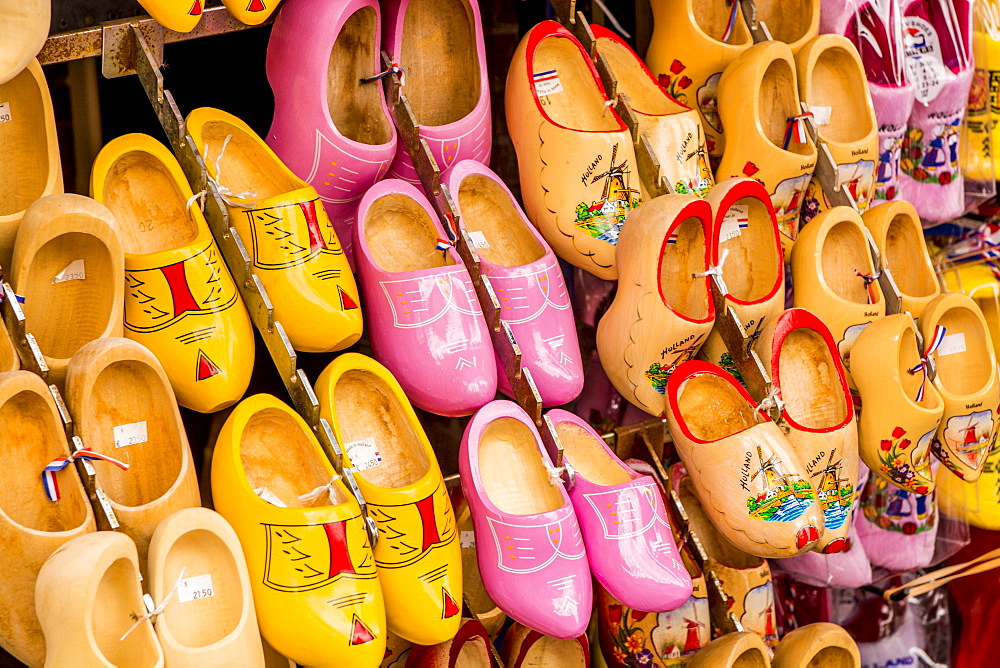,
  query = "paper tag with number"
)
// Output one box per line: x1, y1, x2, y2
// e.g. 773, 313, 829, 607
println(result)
460, 530, 476, 548
345, 437, 383, 471
533, 69, 563, 96
0, 103, 10, 124
811, 106, 832, 126
52, 259, 86, 284
937, 332, 967, 356
177, 574, 215, 603
468, 230, 490, 249
903, 17, 947, 104
114, 421, 147, 448
720, 204, 749, 241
